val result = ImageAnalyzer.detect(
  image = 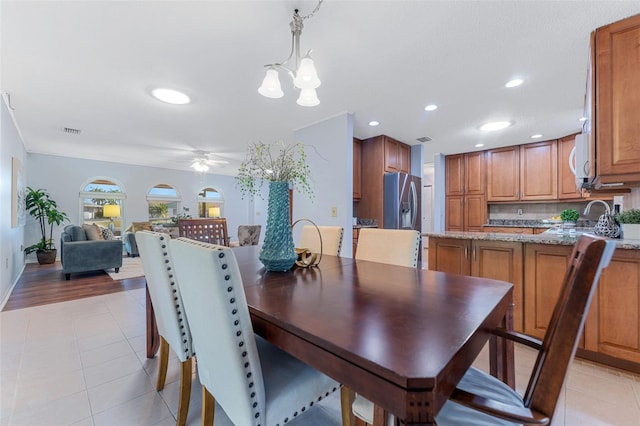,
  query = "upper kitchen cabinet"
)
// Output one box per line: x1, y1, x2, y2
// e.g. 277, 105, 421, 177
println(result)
487, 141, 557, 202
445, 151, 485, 196
521, 140, 558, 200
487, 146, 519, 201
353, 138, 362, 200
558, 133, 583, 200
445, 152, 487, 231
595, 14, 640, 184
358, 135, 412, 226
384, 136, 411, 174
